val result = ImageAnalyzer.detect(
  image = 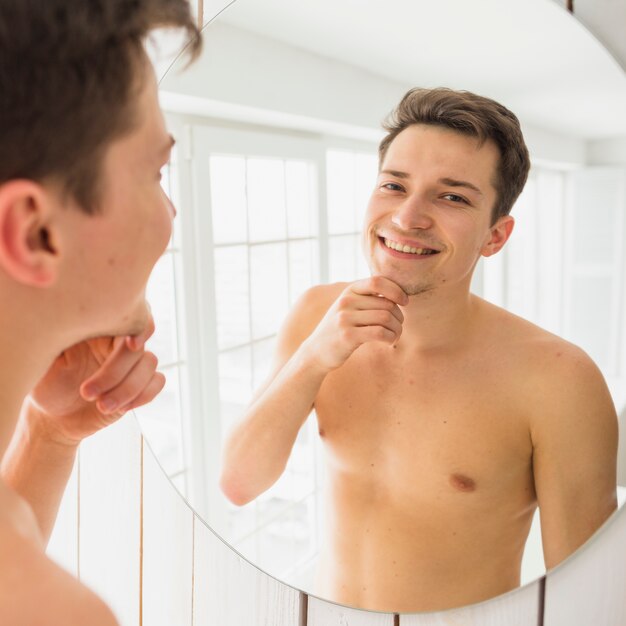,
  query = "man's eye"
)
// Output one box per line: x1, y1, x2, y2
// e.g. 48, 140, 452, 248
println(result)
381, 182, 404, 192
443, 193, 469, 204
